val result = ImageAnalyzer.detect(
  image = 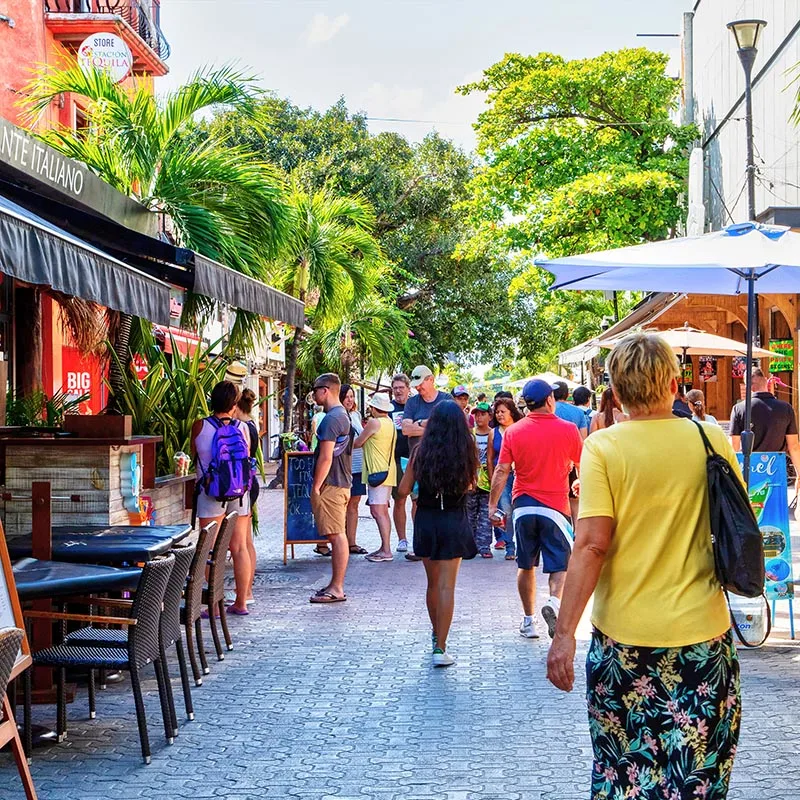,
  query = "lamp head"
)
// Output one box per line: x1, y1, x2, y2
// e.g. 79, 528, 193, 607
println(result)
727, 19, 767, 51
